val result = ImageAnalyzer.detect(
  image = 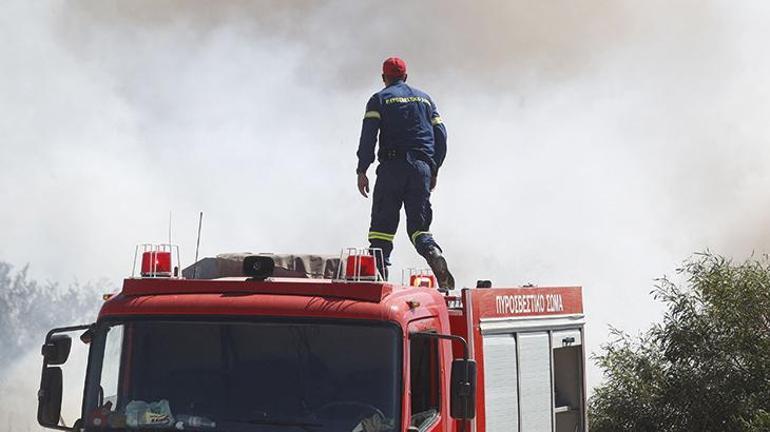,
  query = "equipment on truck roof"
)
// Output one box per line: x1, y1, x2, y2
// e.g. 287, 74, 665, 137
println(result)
181, 253, 341, 280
